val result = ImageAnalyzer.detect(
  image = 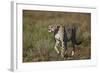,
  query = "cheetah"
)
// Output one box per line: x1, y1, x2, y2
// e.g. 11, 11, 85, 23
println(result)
48, 24, 81, 58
